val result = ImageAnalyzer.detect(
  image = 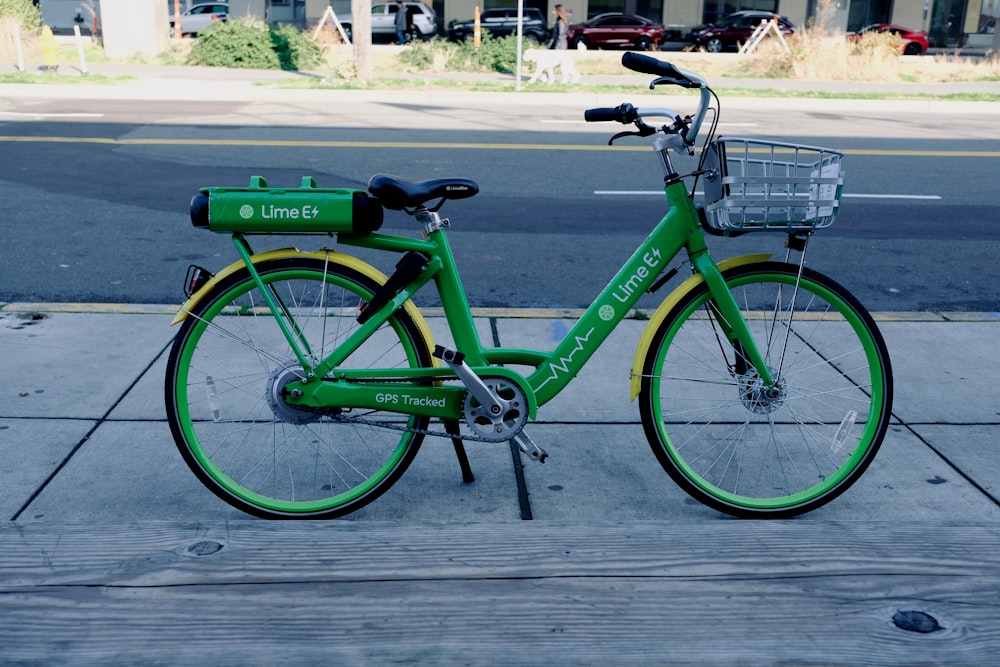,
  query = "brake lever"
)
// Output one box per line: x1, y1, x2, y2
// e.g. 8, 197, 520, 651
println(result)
608, 119, 657, 146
